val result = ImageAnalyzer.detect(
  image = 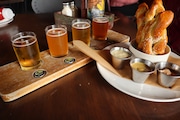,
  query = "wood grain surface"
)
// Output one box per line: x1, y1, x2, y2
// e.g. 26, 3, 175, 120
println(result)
0, 43, 92, 102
